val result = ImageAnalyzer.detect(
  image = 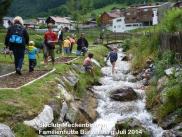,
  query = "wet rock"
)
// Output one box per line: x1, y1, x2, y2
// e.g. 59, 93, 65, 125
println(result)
165, 67, 175, 76
142, 78, 149, 86
132, 70, 140, 76
65, 103, 79, 123
59, 101, 68, 122
115, 118, 150, 137
159, 112, 179, 130
58, 84, 74, 102
174, 123, 182, 136
110, 87, 138, 101
146, 58, 153, 65
157, 76, 168, 92
112, 73, 126, 81
121, 55, 129, 61
126, 75, 137, 82
24, 105, 54, 130
79, 92, 97, 123
65, 92, 97, 125
162, 130, 178, 137
0, 124, 15, 137
122, 69, 130, 75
